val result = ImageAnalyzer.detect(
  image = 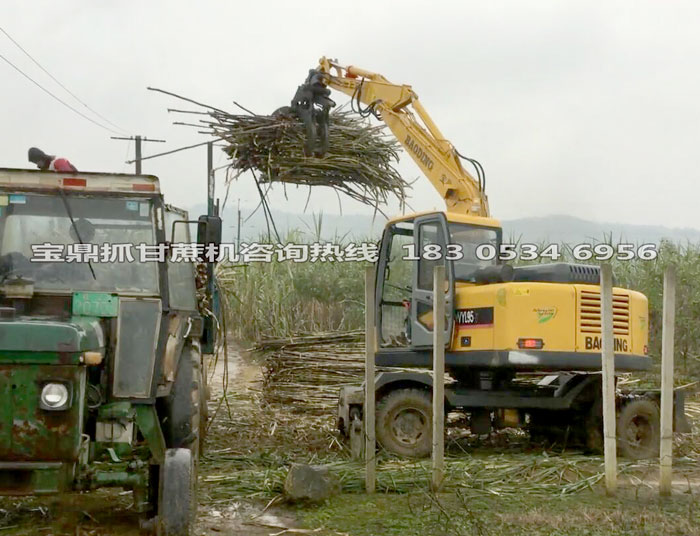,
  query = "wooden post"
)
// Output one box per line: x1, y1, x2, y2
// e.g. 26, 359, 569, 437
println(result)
659, 265, 676, 496
600, 264, 617, 495
364, 267, 376, 493
431, 265, 445, 492
135, 135, 142, 175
